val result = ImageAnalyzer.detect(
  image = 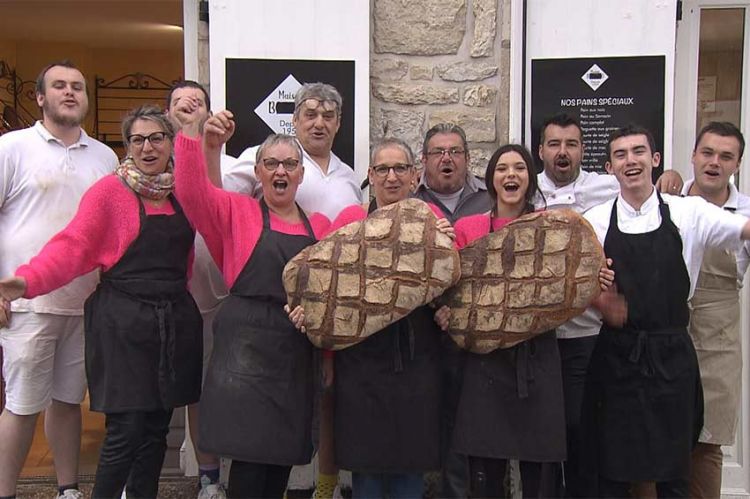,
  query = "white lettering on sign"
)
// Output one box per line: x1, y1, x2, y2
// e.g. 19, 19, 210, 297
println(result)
255, 74, 302, 134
